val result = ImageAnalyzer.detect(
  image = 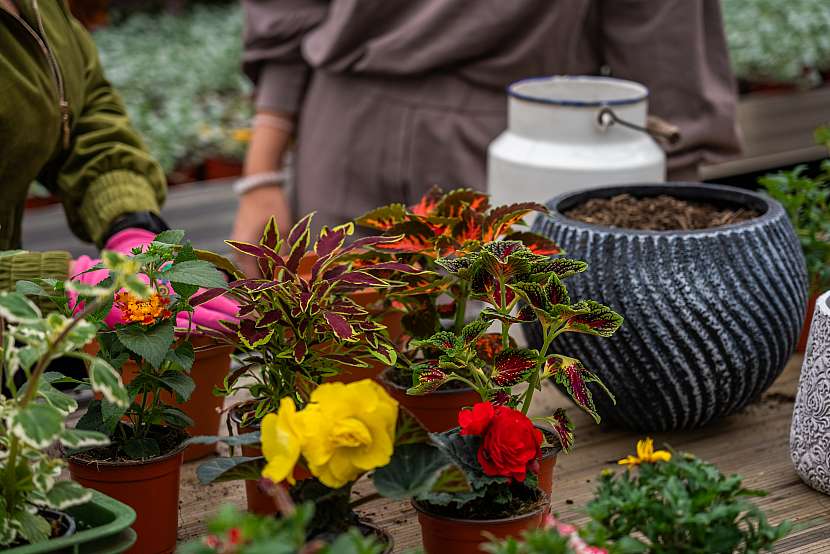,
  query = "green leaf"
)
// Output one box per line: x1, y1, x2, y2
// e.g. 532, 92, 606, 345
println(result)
122, 437, 161, 460
185, 432, 261, 446
163, 260, 227, 289
15, 510, 50, 544
162, 406, 194, 428
373, 443, 465, 499
43, 480, 93, 510
88, 356, 130, 408
64, 280, 113, 298
153, 229, 186, 245
15, 280, 49, 297
166, 342, 195, 372
116, 319, 175, 368
0, 291, 40, 322
196, 456, 265, 484
9, 403, 64, 448
159, 372, 195, 402
59, 428, 110, 449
